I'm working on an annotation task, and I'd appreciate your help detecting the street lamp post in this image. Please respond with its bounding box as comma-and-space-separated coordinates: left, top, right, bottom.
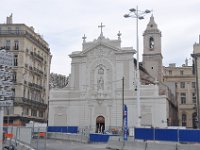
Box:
124, 6, 151, 127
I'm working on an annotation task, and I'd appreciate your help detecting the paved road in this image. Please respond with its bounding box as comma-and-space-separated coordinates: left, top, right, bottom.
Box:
32, 139, 108, 150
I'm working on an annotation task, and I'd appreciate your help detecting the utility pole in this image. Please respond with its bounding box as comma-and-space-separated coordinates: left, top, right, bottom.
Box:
124, 6, 151, 127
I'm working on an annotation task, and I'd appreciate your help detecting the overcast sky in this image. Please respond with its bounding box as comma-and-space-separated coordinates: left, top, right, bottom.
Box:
1, 0, 200, 76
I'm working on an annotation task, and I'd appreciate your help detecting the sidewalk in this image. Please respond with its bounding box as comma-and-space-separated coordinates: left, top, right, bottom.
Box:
106, 137, 200, 150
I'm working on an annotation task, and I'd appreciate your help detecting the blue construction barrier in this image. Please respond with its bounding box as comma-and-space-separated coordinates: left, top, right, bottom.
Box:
135, 128, 200, 143
135, 128, 154, 140
179, 129, 200, 142
47, 127, 200, 143
155, 129, 178, 142
89, 133, 110, 142
47, 126, 78, 133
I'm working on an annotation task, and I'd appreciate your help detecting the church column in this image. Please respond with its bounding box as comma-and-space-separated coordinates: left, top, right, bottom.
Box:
89, 105, 93, 132
108, 104, 112, 129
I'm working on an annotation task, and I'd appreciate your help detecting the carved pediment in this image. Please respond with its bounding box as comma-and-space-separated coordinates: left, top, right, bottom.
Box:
82, 42, 120, 56
85, 45, 116, 62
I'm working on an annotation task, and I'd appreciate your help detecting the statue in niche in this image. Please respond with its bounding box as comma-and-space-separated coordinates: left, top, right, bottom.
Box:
97, 76, 104, 90
97, 66, 104, 91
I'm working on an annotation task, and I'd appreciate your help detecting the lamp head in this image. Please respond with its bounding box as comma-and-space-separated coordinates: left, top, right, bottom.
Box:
145, 10, 151, 13
124, 14, 130, 18
129, 8, 136, 12
138, 16, 144, 20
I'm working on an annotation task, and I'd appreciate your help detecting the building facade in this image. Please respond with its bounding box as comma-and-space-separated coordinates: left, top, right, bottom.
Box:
142, 16, 197, 128
192, 37, 200, 128
163, 63, 196, 128
142, 15, 178, 126
49, 21, 175, 134
0, 15, 51, 125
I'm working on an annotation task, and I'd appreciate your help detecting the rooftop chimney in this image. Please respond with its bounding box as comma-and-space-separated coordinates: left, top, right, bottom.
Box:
169, 63, 176, 67
30, 26, 35, 31
185, 58, 188, 66
6, 14, 13, 24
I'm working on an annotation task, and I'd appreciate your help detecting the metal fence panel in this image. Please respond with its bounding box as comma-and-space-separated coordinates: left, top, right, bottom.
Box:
7, 126, 32, 145
47, 126, 78, 133
89, 133, 110, 142
135, 128, 154, 140
135, 128, 200, 143
155, 129, 178, 142
179, 129, 200, 142
18, 127, 32, 144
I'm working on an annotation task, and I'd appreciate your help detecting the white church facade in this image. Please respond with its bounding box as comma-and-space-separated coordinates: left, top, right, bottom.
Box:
49, 19, 170, 133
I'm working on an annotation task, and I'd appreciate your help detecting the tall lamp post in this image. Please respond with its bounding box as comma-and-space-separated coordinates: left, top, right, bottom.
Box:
124, 6, 151, 127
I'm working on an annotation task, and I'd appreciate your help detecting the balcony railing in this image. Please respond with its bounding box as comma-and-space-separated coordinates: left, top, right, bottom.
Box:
28, 82, 43, 90
33, 52, 43, 62
30, 52, 44, 62
33, 67, 43, 76
5, 97, 47, 109
0, 30, 50, 52
29, 67, 43, 76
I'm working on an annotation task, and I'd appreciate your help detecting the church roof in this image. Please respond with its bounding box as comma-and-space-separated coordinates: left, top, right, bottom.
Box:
69, 23, 136, 58
143, 15, 161, 35
69, 34, 135, 58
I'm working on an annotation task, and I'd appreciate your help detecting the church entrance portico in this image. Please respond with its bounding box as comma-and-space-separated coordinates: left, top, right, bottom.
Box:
96, 115, 105, 133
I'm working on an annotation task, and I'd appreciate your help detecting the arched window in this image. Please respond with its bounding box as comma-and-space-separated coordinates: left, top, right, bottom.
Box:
149, 37, 154, 49
182, 113, 187, 126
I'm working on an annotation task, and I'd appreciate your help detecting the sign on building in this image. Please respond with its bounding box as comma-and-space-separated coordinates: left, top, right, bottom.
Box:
0, 100, 13, 107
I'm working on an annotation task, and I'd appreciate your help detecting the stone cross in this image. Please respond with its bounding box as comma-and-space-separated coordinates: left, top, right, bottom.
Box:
82, 34, 86, 43
117, 31, 122, 40
98, 23, 105, 36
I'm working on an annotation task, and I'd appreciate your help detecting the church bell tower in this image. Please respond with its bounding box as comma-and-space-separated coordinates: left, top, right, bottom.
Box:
142, 15, 163, 82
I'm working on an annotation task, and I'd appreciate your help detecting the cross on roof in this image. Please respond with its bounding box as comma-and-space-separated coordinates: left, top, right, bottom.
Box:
117, 31, 122, 40
82, 34, 86, 43
98, 23, 105, 36
82, 34, 86, 40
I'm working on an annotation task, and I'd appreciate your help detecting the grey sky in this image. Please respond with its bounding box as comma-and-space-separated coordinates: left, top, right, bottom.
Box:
1, 0, 200, 75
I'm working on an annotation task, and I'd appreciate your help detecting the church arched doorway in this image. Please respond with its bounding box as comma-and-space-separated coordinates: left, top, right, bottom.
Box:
96, 116, 105, 133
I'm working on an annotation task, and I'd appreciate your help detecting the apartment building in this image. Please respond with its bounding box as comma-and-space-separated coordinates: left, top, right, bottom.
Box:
163, 63, 197, 128
0, 15, 51, 125
192, 37, 200, 128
